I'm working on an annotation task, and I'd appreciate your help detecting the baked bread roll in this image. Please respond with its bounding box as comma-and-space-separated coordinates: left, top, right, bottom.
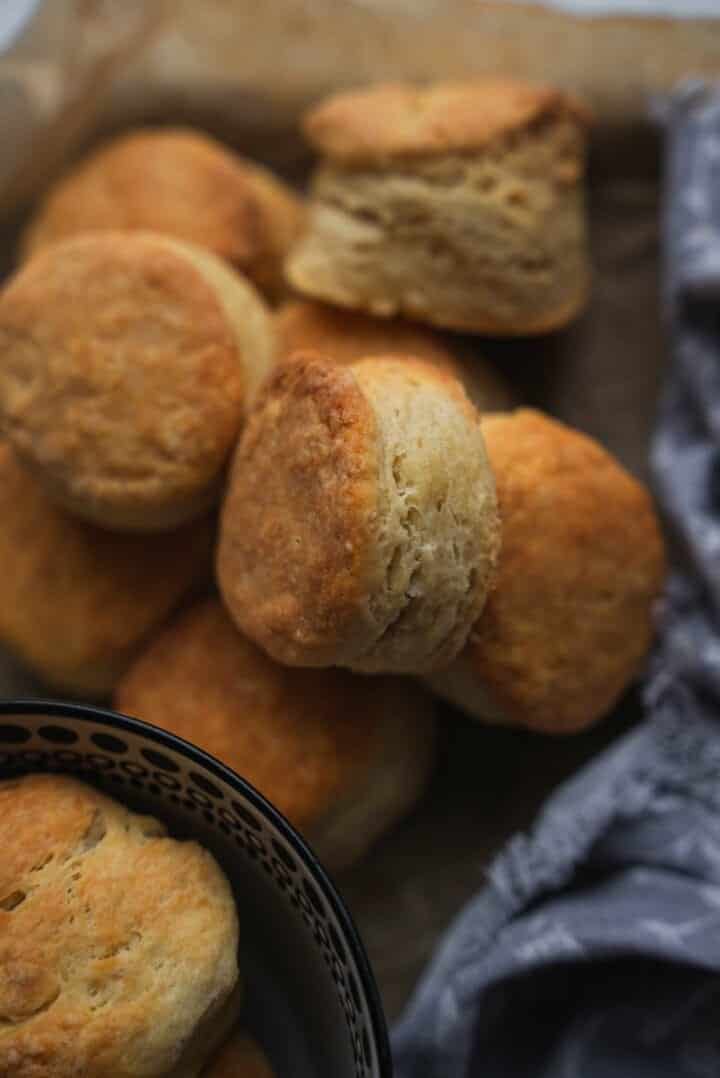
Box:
0, 774, 240, 1078
0, 231, 275, 531
287, 79, 590, 335
275, 299, 513, 411
203, 1032, 274, 1077
428, 410, 666, 732
216, 353, 500, 673
21, 128, 306, 301
115, 599, 436, 871
0, 444, 213, 697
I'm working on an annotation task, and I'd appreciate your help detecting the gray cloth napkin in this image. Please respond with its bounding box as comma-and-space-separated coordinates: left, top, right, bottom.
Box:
392, 82, 720, 1078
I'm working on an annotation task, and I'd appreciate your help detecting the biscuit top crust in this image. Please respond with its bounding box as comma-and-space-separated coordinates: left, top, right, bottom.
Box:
465, 409, 666, 732
303, 79, 590, 163
0, 443, 214, 692
217, 352, 379, 666
275, 300, 457, 370
115, 599, 430, 831
0, 231, 245, 517
0, 773, 238, 1078
21, 128, 261, 268
21, 127, 306, 301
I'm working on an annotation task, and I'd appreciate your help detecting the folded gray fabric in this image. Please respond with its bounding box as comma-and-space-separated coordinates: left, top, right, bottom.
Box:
392, 82, 720, 1078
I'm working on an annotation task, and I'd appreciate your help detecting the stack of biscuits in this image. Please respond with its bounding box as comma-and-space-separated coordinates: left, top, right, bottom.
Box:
0, 75, 668, 1077
0, 79, 666, 883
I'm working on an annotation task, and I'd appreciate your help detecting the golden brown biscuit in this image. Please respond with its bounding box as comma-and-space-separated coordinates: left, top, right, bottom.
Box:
0, 231, 275, 531
0, 774, 240, 1078
115, 599, 436, 871
21, 127, 306, 301
275, 299, 513, 411
428, 410, 666, 733
216, 353, 499, 673
203, 1032, 274, 1078
0, 444, 213, 697
287, 79, 590, 335
301, 79, 590, 162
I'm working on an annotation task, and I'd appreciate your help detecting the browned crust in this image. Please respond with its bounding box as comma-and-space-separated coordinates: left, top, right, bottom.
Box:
466, 409, 666, 733
21, 128, 261, 267
20, 127, 305, 297
303, 78, 590, 163
275, 299, 458, 369
0, 444, 213, 696
274, 300, 515, 409
114, 599, 428, 832
0, 232, 245, 527
216, 352, 379, 666
0, 774, 238, 1078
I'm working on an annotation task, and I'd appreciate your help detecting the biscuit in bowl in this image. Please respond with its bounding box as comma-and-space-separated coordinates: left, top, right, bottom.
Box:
0, 773, 240, 1078
275, 299, 513, 411
115, 598, 436, 871
216, 353, 500, 673
287, 79, 590, 335
20, 127, 306, 301
203, 1032, 274, 1077
428, 409, 667, 733
0, 231, 275, 531
0, 444, 213, 697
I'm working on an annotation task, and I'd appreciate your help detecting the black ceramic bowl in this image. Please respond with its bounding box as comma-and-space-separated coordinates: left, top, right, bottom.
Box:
0, 699, 391, 1078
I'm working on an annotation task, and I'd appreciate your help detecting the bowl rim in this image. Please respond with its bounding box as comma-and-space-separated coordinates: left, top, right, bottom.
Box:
0, 697, 393, 1078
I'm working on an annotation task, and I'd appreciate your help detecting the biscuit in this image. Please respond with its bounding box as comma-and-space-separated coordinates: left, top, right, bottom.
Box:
428, 410, 666, 732
203, 1032, 274, 1077
21, 127, 306, 301
115, 599, 436, 871
286, 79, 590, 335
0, 773, 240, 1078
0, 443, 213, 697
0, 231, 275, 531
216, 353, 500, 673
275, 299, 513, 411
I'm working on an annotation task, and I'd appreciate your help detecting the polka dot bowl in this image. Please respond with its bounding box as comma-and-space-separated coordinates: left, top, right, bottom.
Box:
0, 699, 391, 1078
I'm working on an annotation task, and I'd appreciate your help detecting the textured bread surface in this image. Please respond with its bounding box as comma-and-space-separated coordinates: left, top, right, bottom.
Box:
276, 299, 456, 368
217, 353, 499, 673
0, 444, 213, 697
274, 299, 513, 411
302, 79, 589, 163
349, 357, 499, 672
287, 79, 589, 334
0, 774, 239, 1078
115, 599, 436, 871
429, 409, 666, 732
21, 127, 306, 300
0, 231, 274, 531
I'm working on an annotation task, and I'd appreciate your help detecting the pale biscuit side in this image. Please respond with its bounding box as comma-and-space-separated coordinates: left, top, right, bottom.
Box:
349, 357, 500, 672
287, 113, 588, 334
